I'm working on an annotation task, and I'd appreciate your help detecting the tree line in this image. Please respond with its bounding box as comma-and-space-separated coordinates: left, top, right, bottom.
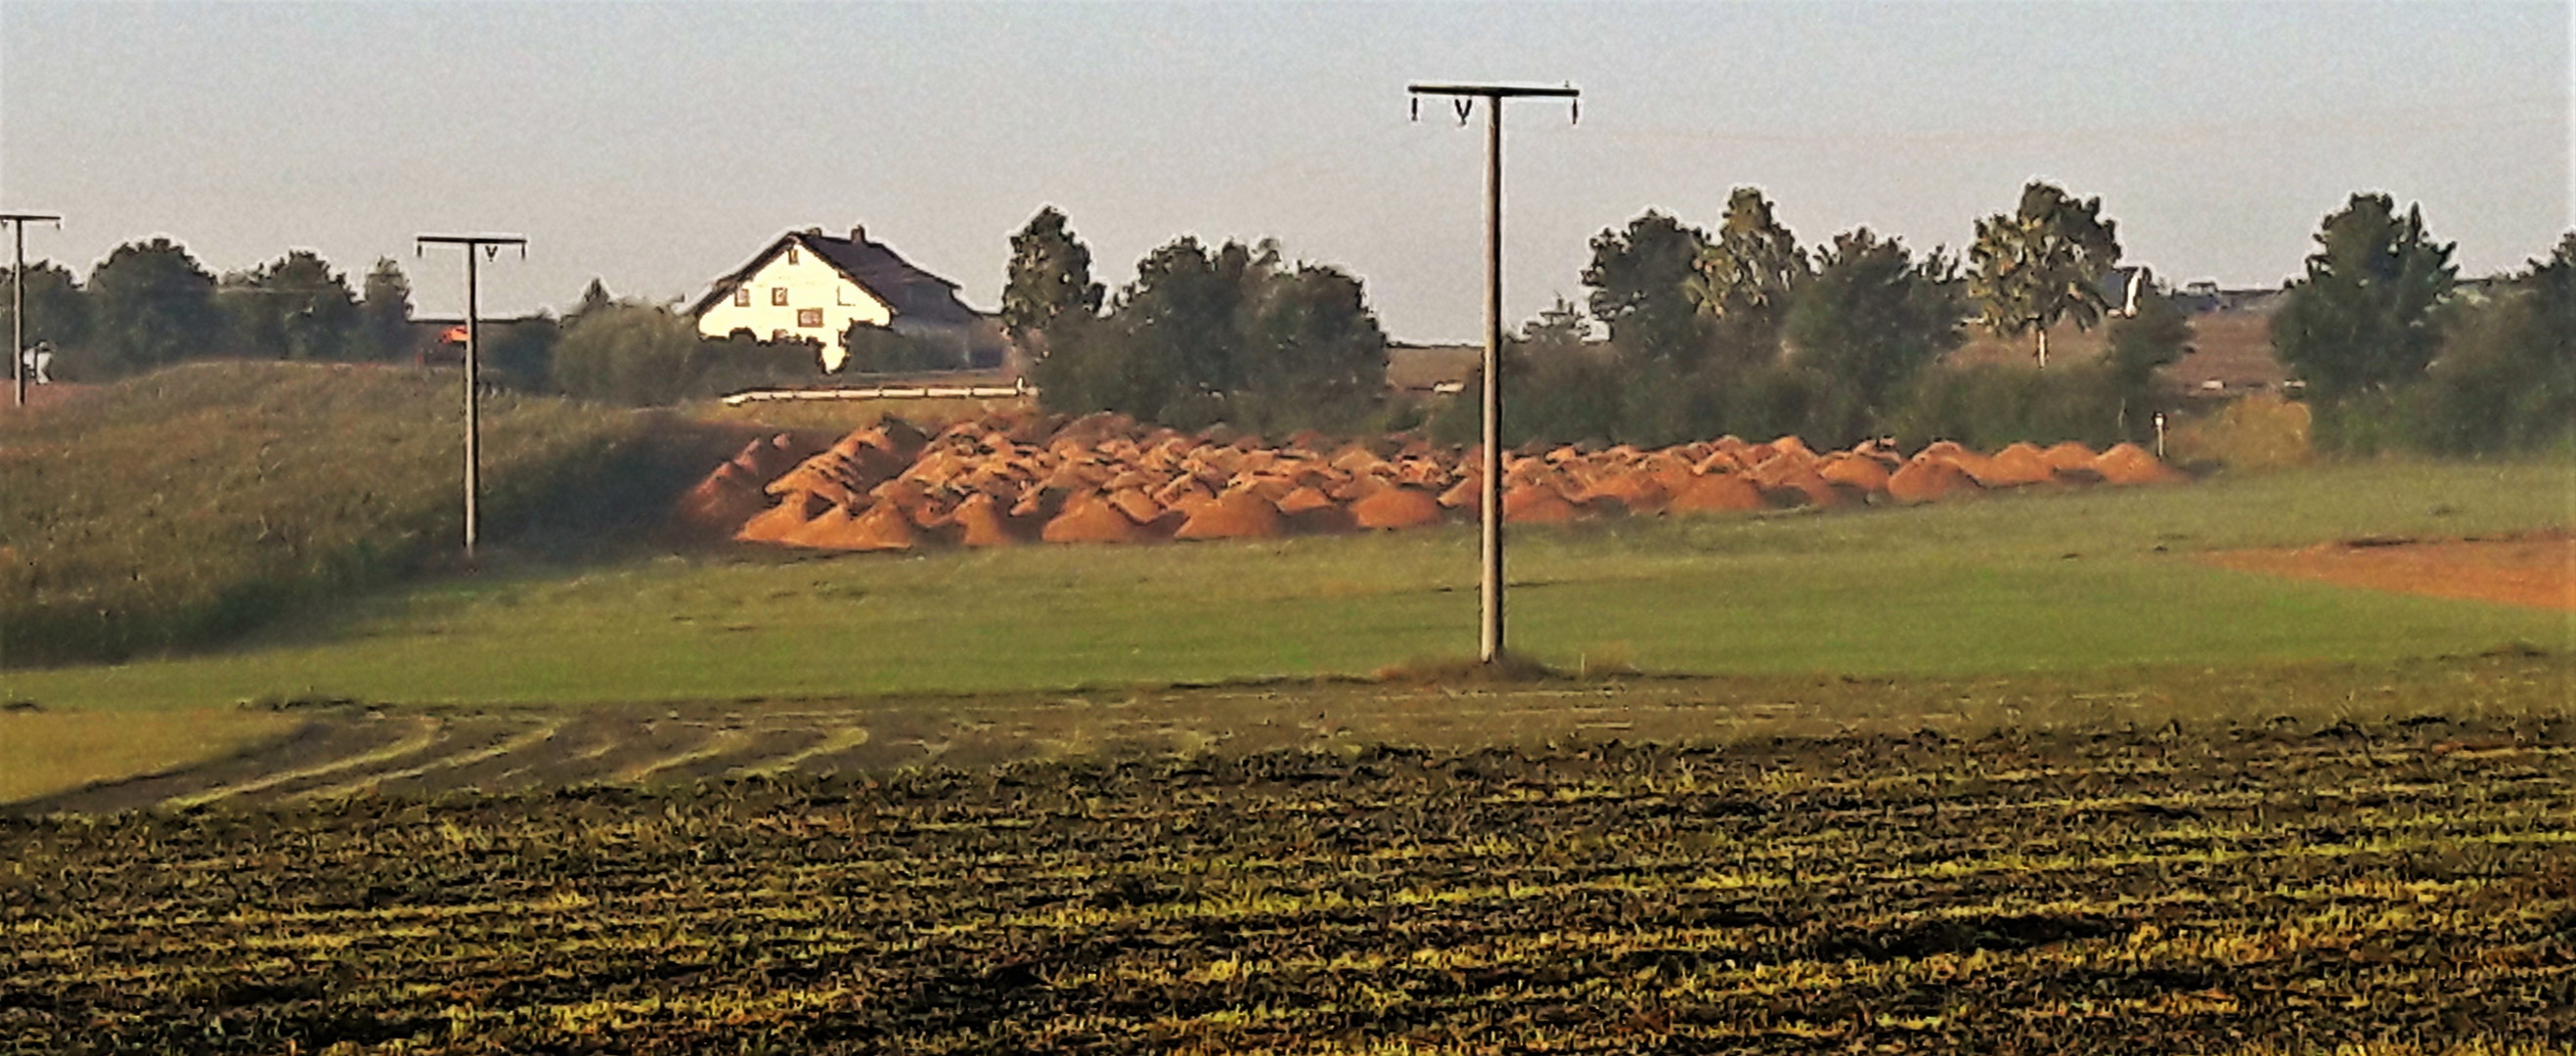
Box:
21, 195, 2565, 455
1004, 186, 2570, 457
1, 241, 418, 379
1001, 184, 2179, 450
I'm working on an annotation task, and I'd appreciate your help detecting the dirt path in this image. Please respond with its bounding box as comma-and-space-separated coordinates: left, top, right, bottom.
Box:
2202, 530, 2576, 610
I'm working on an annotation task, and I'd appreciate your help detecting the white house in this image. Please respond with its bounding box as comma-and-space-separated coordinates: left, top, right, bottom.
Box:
690, 225, 1001, 373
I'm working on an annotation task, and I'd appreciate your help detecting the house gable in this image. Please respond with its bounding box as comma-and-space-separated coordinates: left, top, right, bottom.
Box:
692, 227, 986, 372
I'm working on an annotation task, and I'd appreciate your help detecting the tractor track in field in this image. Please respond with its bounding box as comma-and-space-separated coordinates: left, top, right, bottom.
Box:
6, 712, 2575, 1053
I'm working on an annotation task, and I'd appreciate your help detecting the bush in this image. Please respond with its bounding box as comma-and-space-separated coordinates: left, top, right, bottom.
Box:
1885, 363, 2129, 452
2405, 286, 2576, 456
841, 324, 961, 375
693, 334, 831, 395
0, 363, 647, 666
2169, 392, 2311, 470
551, 304, 711, 407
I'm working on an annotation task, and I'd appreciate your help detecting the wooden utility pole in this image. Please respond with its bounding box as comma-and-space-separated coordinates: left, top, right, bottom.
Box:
415, 235, 526, 563
1, 212, 62, 409
1407, 82, 1577, 665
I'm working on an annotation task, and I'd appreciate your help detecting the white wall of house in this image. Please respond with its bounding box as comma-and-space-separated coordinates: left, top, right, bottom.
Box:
694, 240, 892, 371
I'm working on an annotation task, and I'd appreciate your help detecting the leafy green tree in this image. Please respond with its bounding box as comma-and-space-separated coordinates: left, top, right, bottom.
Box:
1785, 229, 1965, 446
220, 250, 362, 361
86, 238, 226, 375
1, 261, 91, 363
357, 258, 414, 361
550, 302, 709, 406
2410, 232, 2576, 453
2102, 285, 2194, 437
1582, 210, 1710, 369
1233, 262, 1388, 431
1686, 187, 1809, 370
1000, 206, 1104, 354
2271, 193, 2459, 401
1969, 181, 2122, 368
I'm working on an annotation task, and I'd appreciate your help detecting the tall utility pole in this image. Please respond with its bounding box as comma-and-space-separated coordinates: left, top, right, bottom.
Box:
1407, 82, 1577, 665
415, 234, 526, 563
1, 212, 62, 409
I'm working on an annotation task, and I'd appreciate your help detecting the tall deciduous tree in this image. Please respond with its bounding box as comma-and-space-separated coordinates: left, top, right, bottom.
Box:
1969, 181, 2121, 368
1686, 187, 1809, 369
222, 250, 362, 361
1, 261, 91, 360
1786, 229, 1965, 445
1235, 261, 1389, 430
86, 238, 225, 375
999, 206, 1104, 354
2271, 193, 2458, 401
358, 258, 414, 361
1582, 210, 1710, 369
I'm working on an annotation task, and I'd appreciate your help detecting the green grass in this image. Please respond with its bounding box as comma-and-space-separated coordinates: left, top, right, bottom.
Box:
0, 707, 298, 805
4, 458, 2565, 711
0, 362, 660, 666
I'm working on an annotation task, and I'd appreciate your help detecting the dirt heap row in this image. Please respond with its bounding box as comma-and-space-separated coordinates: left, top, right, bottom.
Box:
674, 413, 2188, 552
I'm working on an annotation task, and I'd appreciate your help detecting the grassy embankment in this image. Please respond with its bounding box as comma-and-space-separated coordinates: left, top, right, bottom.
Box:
0, 362, 696, 795
5, 456, 2567, 713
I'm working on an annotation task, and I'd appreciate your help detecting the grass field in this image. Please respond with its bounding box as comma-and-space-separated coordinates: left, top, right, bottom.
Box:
3, 458, 2565, 713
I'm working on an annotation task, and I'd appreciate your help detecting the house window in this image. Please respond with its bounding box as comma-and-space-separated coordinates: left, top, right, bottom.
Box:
797, 308, 823, 329
771, 287, 789, 306
787, 246, 800, 265
733, 288, 750, 307
772, 329, 789, 341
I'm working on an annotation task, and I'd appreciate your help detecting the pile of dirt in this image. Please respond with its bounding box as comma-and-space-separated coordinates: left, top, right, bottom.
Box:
678, 412, 2194, 552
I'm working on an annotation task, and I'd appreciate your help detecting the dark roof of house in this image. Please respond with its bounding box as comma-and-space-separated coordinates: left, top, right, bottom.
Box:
690, 227, 984, 326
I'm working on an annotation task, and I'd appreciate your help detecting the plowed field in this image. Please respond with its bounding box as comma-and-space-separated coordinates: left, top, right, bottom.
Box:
7, 659, 2575, 1053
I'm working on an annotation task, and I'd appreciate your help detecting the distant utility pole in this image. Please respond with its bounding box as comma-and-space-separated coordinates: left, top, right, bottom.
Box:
1, 211, 63, 409
415, 234, 526, 564
1408, 81, 1577, 666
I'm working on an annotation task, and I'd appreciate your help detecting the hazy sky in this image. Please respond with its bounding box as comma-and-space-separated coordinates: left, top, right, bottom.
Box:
1, 2, 2566, 340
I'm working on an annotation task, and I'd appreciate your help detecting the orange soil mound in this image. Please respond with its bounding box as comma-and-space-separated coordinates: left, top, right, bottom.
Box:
735, 493, 822, 544
1584, 472, 1670, 514
1042, 496, 1149, 544
1886, 459, 1978, 505
1815, 454, 1890, 494
2095, 443, 2187, 486
2202, 532, 2576, 611
1754, 462, 1843, 508
1350, 486, 1444, 530
1967, 443, 2054, 488
670, 461, 771, 538
1502, 484, 1583, 524
2040, 441, 2099, 472
1667, 472, 1765, 514
1175, 491, 1285, 541
949, 493, 1023, 548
